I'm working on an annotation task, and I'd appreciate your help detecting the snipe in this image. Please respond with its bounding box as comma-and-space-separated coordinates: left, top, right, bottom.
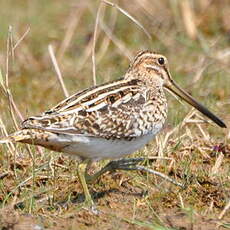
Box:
0, 51, 226, 213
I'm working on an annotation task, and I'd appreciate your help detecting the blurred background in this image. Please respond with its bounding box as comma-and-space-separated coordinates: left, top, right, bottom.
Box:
0, 0, 229, 228
0, 0, 229, 130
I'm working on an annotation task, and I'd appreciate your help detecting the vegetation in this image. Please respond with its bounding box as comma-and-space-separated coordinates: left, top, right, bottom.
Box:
0, 0, 229, 229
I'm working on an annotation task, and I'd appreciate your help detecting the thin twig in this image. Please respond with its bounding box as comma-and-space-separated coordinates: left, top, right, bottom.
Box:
3, 26, 44, 161
180, 0, 197, 40
132, 165, 184, 188
7, 90, 23, 126
102, 0, 151, 40
5, 26, 21, 129
99, 17, 133, 60
13, 27, 30, 50
5, 26, 12, 88
9, 26, 15, 65
97, 7, 117, 64
0, 117, 16, 154
218, 200, 230, 219
48, 44, 69, 98
92, 2, 104, 86
88, 2, 132, 60
211, 152, 224, 176
75, 38, 94, 74
57, 6, 85, 60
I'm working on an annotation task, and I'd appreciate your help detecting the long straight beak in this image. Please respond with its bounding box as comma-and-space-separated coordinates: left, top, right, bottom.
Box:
164, 75, 226, 128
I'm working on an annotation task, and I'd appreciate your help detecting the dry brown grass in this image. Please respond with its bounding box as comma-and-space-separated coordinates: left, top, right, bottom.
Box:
0, 0, 229, 229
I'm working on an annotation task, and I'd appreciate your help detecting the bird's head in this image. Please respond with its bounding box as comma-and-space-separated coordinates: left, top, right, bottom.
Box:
126, 50, 226, 128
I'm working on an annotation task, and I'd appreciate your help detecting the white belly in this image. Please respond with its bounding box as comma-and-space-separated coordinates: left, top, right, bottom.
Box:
51, 133, 155, 161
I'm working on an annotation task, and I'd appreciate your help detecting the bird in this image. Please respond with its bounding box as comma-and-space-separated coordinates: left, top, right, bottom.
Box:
0, 50, 226, 213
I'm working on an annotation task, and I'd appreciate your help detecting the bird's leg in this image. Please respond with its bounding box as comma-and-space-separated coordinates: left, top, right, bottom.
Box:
77, 159, 98, 214
85, 158, 146, 184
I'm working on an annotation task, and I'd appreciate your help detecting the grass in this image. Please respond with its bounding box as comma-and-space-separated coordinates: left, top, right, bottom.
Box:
0, 0, 229, 229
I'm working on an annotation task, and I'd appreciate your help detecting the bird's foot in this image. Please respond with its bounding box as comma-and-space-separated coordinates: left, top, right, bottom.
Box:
106, 158, 146, 171
85, 158, 146, 184
78, 198, 99, 215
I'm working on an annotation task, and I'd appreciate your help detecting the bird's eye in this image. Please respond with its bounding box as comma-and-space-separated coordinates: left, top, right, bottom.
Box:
158, 57, 165, 65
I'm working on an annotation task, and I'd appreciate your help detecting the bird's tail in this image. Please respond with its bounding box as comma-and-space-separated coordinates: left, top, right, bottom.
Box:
0, 130, 36, 144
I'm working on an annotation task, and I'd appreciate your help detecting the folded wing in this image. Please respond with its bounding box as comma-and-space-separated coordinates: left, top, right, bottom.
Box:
22, 79, 151, 140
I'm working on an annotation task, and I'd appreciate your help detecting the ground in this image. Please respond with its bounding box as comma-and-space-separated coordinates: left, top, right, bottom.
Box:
0, 0, 229, 229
